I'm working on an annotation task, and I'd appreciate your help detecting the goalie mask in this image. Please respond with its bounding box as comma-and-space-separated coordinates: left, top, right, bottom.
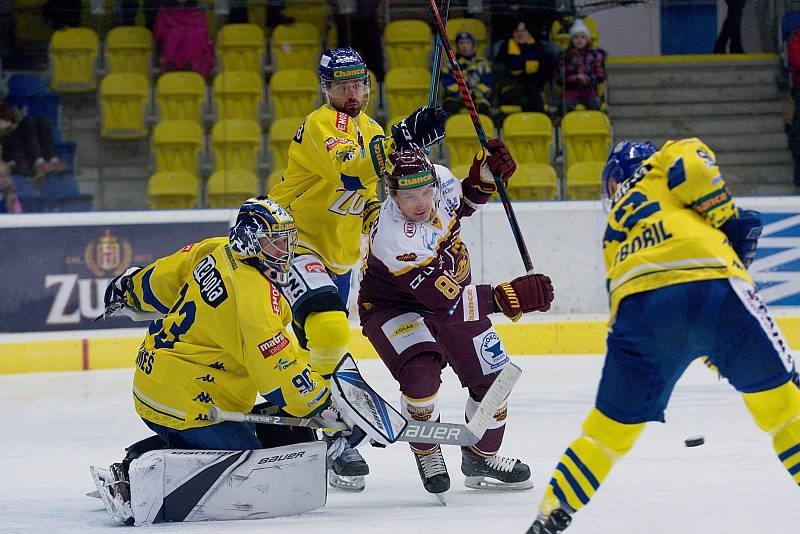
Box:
601, 140, 657, 212
319, 47, 370, 117
229, 197, 298, 285
384, 148, 440, 224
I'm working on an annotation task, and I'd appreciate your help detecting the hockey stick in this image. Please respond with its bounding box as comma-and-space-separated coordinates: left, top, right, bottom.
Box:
209, 362, 522, 447
425, 0, 450, 129
428, 0, 535, 273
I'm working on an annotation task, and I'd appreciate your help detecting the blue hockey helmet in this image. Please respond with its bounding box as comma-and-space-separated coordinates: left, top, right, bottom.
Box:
318, 47, 370, 115
229, 197, 298, 285
601, 140, 657, 208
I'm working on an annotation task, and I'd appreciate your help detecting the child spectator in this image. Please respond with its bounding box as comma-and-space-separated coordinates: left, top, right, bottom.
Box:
441, 32, 493, 117
153, 0, 215, 80
0, 160, 21, 213
495, 19, 553, 114
0, 101, 69, 187
556, 18, 605, 113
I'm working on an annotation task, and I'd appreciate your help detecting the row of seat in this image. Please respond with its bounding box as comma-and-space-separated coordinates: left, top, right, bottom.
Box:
146, 109, 612, 208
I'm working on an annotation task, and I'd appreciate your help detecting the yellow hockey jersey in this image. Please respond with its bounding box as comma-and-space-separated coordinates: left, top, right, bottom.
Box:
603, 138, 752, 317
269, 105, 389, 274
121, 237, 329, 430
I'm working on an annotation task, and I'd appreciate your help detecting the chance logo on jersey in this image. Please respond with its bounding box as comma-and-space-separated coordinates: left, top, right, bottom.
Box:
193, 255, 228, 308
259, 333, 290, 358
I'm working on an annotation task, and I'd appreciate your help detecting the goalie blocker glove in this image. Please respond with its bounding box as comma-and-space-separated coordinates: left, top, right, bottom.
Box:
721, 209, 762, 268
493, 273, 554, 321
391, 106, 446, 150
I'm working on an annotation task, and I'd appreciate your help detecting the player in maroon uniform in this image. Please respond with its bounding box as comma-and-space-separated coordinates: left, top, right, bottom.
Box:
358, 143, 554, 495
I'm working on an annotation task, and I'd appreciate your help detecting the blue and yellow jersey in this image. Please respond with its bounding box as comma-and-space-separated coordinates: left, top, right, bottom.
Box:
269, 105, 390, 274
121, 237, 329, 430
603, 138, 752, 317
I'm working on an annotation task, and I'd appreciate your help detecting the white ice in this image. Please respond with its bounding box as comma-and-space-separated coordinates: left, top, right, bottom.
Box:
1, 356, 798, 534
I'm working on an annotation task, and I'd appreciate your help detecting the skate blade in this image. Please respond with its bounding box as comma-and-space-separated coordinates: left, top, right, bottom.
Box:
434, 493, 446, 506
89, 466, 134, 525
328, 471, 366, 492
464, 475, 534, 491
86, 489, 101, 499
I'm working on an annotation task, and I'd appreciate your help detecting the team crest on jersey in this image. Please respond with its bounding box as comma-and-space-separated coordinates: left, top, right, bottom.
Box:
336, 112, 349, 132
193, 255, 228, 308
404, 221, 416, 238
259, 333, 290, 358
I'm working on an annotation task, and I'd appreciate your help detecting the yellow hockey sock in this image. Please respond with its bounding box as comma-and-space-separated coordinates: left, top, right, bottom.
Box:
540, 408, 645, 515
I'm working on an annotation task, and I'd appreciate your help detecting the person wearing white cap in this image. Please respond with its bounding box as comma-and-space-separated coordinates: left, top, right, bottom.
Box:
556, 18, 605, 113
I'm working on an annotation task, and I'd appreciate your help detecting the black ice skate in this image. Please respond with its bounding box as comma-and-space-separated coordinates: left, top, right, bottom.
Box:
460, 447, 534, 490
325, 434, 369, 492
89, 462, 134, 525
413, 445, 450, 504
526, 509, 572, 534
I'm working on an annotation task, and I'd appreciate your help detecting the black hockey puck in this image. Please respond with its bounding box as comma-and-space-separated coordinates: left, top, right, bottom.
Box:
685, 435, 705, 447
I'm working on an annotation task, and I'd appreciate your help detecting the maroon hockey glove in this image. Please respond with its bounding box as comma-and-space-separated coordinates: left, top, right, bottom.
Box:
466, 138, 516, 195
493, 273, 554, 321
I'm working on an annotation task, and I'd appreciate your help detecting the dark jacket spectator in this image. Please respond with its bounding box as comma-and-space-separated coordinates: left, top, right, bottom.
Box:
154, 0, 215, 80
495, 19, 553, 113
556, 18, 605, 112
441, 32, 493, 117
0, 101, 68, 185
330, 0, 385, 82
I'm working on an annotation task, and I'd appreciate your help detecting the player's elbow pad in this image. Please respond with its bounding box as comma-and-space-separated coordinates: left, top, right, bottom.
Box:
721, 209, 762, 268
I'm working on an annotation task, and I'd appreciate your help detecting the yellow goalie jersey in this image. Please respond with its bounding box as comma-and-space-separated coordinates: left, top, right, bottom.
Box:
121, 237, 330, 430
269, 105, 389, 274
603, 137, 752, 317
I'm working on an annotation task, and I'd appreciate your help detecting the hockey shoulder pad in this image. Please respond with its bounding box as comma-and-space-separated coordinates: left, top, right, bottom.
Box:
721, 209, 762, 268
330, 354, 408, 446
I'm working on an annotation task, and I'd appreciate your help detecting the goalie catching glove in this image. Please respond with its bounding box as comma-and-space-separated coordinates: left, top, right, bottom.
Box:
493, 273, 554, 321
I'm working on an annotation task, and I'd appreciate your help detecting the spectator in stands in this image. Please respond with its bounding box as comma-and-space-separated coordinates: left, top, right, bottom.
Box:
43, 0, 82, 31
114, 0, 161, 30
495, 19, 553, 114
785, 28, 800, 189
441, 32, 493, 117
0, 102, 68, 187
714, 0, 746, 54
0, 160, 21, 213
227, 0, 295, 28
330, 0, 385, 82
153, 0, 215, 80
556, 18, 605, 113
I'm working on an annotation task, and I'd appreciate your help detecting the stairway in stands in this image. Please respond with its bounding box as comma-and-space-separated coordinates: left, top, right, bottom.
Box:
606, 55, 796, 196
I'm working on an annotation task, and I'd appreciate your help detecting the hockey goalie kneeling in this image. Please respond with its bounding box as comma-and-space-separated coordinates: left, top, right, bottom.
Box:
91, 439, 327, 526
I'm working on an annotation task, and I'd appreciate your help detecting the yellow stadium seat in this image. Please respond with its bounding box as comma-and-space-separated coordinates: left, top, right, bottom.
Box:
217, 23, 265, 74
502, 112, 553, 165
272, 22, 321, 71
446, 18, 488, 57
213, 70, 263, 121
552, 16, 599, 49
445, 113, 494, 168
156, 71, 207, 124
269, 117, 302, 171
147, 170, 199, 209
561, 110, 611, 170
384, 67, 431, 119
285, 0, 328, 36
207, 169, 260, 208
49, 27, 99, 93
266, 167, 284, 194
152, 120, 204, 174
566, 161, 604, 200
105, 26, 153, 80
270, 69, 319, 119
508, 163, 558, 200
99, 73, 151, 139
384, 19, 432, 70
211, 119, 262, 173
449, 164, 471, 180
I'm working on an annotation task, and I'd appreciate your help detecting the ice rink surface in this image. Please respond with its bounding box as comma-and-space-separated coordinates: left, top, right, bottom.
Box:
1, 355, 798, 534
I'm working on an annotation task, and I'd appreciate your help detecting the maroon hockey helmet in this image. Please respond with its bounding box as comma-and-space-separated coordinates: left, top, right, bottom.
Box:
384, 148, 438, 191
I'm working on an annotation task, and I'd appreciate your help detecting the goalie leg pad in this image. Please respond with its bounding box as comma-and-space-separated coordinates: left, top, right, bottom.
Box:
306, 310, 351, 376
127, 442, 327, 525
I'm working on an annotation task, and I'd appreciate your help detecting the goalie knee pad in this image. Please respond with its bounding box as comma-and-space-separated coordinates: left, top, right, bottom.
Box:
540, 408, 645, 516
743, 380, 800, 484
305, 311, 350, 376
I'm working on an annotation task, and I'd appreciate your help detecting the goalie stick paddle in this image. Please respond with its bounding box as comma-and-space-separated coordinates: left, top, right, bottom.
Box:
209, 362, 522, 447
428, 0, 535, 273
